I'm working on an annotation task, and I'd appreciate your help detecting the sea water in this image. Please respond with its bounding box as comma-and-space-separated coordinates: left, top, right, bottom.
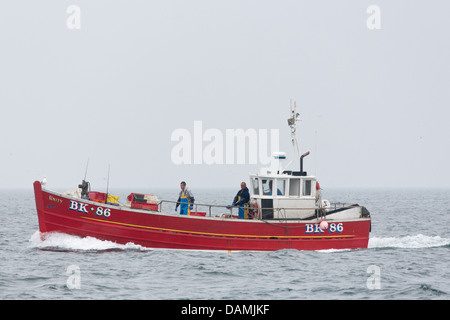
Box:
0, 187, 449, 300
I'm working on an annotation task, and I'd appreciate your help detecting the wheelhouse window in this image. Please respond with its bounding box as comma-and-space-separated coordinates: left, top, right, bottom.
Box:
252, 178, 260, 195
262, 179, 273, 195
289, 178, 300, 196
302, 179, 312, 196
277, 179, 286, 196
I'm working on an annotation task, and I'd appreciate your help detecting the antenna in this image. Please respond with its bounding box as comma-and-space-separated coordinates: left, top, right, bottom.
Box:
315, 130, 318, 176
105, 164, 110, 204
83, 158, 90, 181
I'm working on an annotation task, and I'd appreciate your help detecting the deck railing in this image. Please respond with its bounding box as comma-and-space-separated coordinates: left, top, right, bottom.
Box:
157, 200, 360, 220
158, 200, 238, 217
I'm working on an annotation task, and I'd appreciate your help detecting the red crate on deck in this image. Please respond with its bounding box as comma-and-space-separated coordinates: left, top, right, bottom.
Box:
89, 191, 106, 203
190, 211, 207, 216
127, 193, 158, 203
127, 192, 159, 211
88, 191, 119, 205
131, 202, 158, 211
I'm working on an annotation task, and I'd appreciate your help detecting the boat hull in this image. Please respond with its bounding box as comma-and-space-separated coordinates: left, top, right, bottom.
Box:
33, 181, 371, 251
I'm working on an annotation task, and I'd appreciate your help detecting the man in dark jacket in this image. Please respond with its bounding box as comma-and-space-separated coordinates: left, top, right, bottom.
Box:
232, 182, 250, 219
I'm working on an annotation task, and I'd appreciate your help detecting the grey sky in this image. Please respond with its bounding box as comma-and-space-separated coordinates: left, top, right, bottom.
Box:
1, 1, 449, 190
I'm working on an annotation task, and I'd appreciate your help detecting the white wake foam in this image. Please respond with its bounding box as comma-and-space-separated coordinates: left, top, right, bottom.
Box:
29, 232, 450, 252
368, 234, 450, 249
29, 231, 149, 252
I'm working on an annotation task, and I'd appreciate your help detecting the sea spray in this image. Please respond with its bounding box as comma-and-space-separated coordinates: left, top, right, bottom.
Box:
368, 234, 450, 249
29, 231, 149, 252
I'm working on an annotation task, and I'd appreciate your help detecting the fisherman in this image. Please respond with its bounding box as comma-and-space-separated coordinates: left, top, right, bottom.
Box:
231, 182, 250, 219
175, 181, 195, 215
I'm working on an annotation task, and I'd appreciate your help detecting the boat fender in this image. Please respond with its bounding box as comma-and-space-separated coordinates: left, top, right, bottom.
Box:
315, 181, 321, 202
319, 220, 328, 231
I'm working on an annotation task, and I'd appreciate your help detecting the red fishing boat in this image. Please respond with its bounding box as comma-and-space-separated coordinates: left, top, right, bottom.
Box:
33, 104, 371, 251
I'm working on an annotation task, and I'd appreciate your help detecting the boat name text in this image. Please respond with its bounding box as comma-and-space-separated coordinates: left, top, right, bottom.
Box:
68, 200, 111, 217
48, 195, 63, 204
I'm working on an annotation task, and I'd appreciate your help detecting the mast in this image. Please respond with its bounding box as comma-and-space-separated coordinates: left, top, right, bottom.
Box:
288, 100, 301, 156
281, 101, 301, 172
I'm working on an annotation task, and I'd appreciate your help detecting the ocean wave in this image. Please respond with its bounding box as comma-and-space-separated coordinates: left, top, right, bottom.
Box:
368, 234, 450, 249
28, 231, 149, 252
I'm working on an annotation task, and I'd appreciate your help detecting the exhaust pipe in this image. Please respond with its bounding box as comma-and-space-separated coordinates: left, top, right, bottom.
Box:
300, 151, 310, 175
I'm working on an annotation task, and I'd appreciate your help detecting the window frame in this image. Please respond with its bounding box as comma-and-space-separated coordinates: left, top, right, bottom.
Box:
302, 179, 312, 197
